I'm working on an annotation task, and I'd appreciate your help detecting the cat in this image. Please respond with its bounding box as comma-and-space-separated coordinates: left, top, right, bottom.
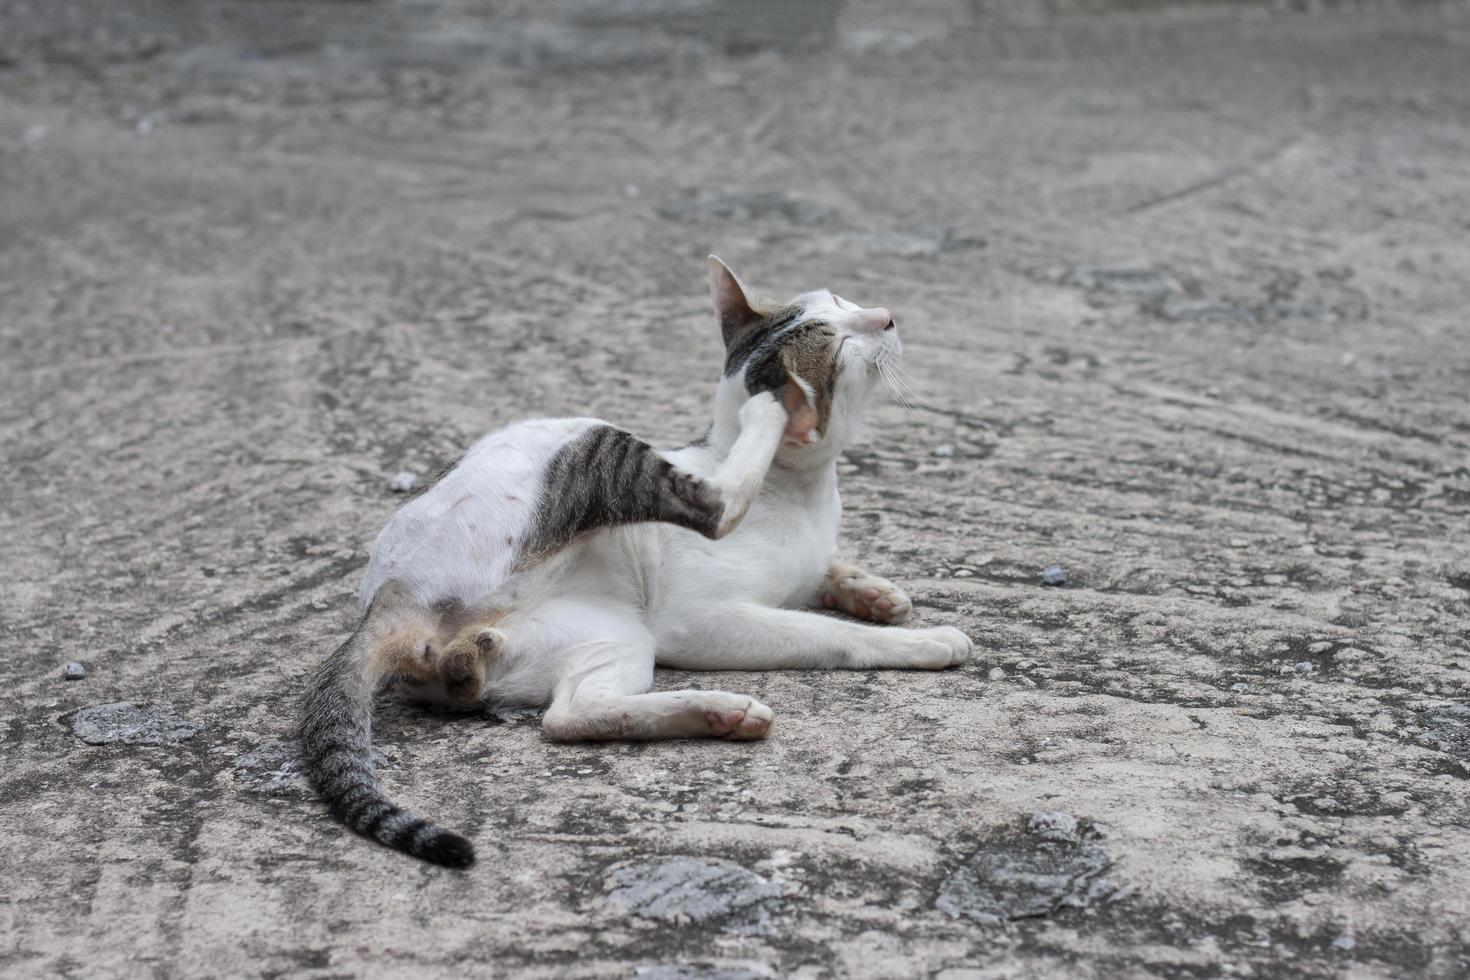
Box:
299, 257, 974, 868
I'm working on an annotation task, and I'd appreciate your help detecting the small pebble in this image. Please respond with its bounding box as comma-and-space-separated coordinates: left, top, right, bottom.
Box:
1332, 934, 1356, 951
953, 568, 974, 578
1041, 565, 1067, 587
933, 444, 955, 458
388, 470, 419, 494
1028, 811, 1079, 843
63, 662, 87, 681
1229, 538, 1248, 548
988, 667, 1006, 681
1230, 682, 1250, 693
1295, 661, 1314, 674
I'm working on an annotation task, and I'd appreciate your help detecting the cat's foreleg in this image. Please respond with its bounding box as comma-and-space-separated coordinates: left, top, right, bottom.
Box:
657, 603, 971, 672
540, 638, 773, 742
817, 559, 913, 624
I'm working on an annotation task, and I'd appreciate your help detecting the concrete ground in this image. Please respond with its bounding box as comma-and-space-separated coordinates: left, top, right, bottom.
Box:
3, 1, 1470, 977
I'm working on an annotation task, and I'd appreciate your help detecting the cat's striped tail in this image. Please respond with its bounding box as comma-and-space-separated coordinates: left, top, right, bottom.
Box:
298, 582, 475, 869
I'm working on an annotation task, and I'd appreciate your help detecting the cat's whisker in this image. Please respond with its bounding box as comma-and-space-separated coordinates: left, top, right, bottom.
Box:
877, 356, 929, 410
877, 363, 911, 408
891, 365, 932, 407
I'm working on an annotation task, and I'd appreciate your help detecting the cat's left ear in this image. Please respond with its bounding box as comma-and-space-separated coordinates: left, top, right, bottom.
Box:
708, 255, 761, 347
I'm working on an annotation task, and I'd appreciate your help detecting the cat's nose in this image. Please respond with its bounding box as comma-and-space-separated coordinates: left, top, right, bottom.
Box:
853, 307, 892, 333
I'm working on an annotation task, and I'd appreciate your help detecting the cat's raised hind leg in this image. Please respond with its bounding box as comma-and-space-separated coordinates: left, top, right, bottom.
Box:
521, 392, 787, 557
707, 391, 789, 537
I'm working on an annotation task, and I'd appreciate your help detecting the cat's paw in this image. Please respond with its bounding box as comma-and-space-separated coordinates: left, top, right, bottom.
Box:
737, 390, 789, 434
908, 626, 973, 670
705, 697, 774, 740
823, 571, 912, 624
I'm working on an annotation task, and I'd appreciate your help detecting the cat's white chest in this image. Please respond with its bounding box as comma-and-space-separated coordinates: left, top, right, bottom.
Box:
685, 474, 840, 609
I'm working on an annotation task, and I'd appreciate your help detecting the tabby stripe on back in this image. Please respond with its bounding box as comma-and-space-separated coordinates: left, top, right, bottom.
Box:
522, 425, 724, 561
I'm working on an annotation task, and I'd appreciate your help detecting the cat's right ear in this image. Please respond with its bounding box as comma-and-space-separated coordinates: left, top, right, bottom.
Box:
708, 255, 761, 347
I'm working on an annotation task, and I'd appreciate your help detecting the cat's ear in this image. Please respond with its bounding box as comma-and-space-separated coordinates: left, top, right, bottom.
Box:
778, 350, 821, 447
708, 255, 761, 346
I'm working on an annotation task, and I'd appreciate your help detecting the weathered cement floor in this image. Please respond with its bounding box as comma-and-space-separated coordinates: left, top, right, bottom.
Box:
3, 2, 1469, 977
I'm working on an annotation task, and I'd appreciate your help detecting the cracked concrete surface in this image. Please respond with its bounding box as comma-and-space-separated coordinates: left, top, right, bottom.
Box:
3, 1, 1470, 977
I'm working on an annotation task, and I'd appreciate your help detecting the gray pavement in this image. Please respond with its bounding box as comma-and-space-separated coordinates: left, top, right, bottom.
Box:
3, 2, 1469, 977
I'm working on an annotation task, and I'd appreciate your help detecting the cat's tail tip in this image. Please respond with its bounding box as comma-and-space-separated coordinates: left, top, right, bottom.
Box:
317, 779, 478, 869
417, 827, 476, 868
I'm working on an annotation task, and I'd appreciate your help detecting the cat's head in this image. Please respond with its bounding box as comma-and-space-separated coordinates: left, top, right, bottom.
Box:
708, 256, 902, 461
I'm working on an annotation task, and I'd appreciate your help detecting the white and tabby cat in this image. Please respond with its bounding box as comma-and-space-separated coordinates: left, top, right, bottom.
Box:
299, 258, 973, 867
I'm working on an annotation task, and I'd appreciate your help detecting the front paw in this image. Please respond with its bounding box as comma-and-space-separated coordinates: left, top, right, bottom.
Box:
824, 573, 912, 624
910, 626, 973, 670
705, 697, 774, 740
